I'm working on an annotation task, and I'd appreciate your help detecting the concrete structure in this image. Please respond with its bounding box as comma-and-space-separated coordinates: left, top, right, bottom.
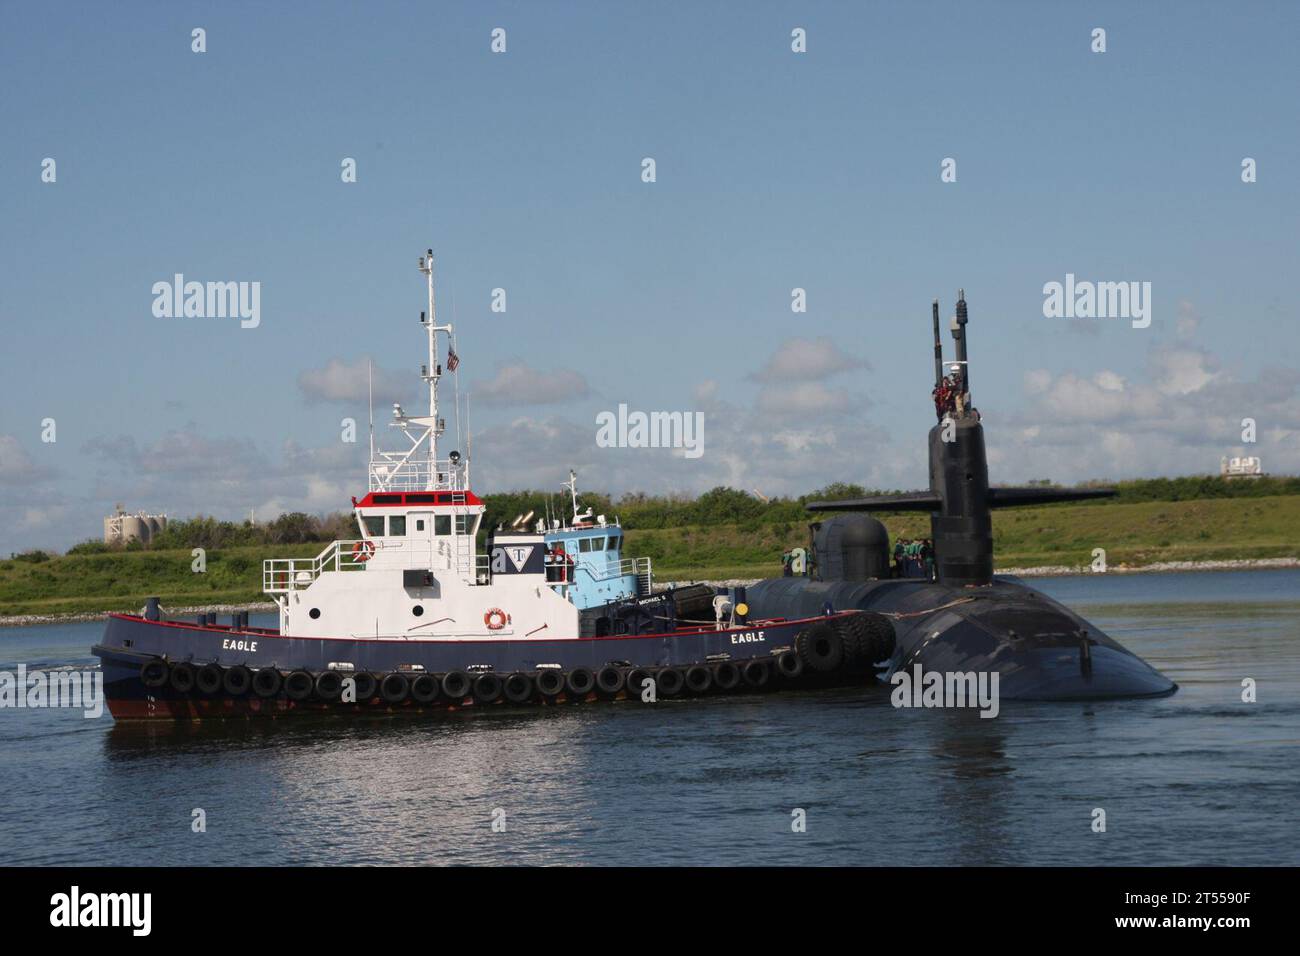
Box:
104, 505, 168, 545
1220, 456, 1263, 479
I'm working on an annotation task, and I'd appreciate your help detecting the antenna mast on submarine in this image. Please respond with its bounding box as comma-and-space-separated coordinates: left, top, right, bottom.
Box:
932, 299, 944, 393
950, 288, 970, 415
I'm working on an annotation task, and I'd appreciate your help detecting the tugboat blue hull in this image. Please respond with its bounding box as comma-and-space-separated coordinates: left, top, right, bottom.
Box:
92, 611, 874, 720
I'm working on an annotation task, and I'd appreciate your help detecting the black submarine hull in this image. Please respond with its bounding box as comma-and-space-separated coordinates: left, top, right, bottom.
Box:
745, 575, 1177, 701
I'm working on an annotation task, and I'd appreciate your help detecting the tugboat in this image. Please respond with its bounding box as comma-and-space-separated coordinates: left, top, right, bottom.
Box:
92, 250, 893, 719
742, 292, 1178, 700
539, 470, 651, 610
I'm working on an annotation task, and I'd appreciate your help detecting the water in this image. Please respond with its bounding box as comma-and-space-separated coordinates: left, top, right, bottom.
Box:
1, 569, 1297, 865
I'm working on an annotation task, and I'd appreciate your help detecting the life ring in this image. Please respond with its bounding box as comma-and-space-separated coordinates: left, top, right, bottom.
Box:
484, 608, 508, 630
352, 540, 376, 562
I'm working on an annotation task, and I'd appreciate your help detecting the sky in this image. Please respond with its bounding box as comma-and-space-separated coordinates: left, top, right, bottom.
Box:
1, 1, 1298, 555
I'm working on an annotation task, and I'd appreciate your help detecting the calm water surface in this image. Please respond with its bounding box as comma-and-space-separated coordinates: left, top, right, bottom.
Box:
2, 569, 1297, 865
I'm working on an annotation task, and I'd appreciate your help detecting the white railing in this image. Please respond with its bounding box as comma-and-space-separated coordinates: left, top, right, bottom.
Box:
565, 556, 653, 592
263, 539, 371, 593
368, 457, 468, 492
574, 555, 650, 582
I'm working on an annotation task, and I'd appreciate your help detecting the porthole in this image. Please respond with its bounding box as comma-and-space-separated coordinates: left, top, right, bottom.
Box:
412, 605, 424, 617
309, 608, 321, 619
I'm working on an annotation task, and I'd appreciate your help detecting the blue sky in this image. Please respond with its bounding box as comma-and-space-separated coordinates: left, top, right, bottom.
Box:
2, 1, 1298, 554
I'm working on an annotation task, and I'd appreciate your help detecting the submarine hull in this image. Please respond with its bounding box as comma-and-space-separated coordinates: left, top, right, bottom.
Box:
745, 576, 1177, 701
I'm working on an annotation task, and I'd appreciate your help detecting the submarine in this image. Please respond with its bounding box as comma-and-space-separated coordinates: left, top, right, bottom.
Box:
745, 291, 1177, 700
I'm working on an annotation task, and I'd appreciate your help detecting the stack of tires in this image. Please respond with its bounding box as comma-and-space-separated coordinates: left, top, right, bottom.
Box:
793, 612, 896, 674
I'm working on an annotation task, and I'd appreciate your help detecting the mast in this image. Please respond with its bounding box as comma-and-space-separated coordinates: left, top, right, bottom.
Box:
930, 297, 941, 390
951, 288, 970, 410
418, 249, 442, 483
367, 249, 463, 493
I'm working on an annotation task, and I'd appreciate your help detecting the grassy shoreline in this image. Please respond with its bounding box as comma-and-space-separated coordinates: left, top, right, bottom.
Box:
4, 494, 1298, 626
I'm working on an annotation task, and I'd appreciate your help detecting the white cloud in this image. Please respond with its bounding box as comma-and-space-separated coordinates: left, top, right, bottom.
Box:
749, 337, 866, 382
0, 435, 46, 484
297, 356, 409, 406
1149, 346, 1219, 395
472, 363, 589, 407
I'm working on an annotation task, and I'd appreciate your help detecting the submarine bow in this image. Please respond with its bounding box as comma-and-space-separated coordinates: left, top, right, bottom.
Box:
746, 291, 1177, 701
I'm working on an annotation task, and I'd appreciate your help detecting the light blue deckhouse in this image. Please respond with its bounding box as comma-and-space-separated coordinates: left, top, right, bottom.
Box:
540, 472, 652, 610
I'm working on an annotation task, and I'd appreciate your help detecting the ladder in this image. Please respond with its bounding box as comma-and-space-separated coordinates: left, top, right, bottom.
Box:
452, 495, 474, 574
635, 557, 653, 597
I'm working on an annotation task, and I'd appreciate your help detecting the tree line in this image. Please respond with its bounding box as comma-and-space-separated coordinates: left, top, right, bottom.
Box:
38, 473, 1300, 558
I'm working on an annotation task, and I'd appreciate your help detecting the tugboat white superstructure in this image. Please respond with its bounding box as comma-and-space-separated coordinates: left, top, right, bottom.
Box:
261, 249, 578, 644
92, 249, 894, 719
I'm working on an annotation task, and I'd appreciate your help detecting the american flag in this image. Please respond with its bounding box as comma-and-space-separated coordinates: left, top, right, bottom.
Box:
446, 348, 460, 372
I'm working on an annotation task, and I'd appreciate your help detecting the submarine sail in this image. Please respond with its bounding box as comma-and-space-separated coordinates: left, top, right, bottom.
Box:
746, 291, 1177, 701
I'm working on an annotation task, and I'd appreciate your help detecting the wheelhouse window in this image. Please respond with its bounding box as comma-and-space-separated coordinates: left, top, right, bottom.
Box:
455, 514, 470, 534
608, 534, 622, 551
435, 515, 452, 535
362, 516, 385, 537
578, 537, 592, 552
389, 515, 407, 536
591, 537, 605, 551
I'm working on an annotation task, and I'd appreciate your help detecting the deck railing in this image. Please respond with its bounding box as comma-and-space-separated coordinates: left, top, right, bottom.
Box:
367, 457, 468, 493
262, 539, 371, 593
263, 538, 495, 593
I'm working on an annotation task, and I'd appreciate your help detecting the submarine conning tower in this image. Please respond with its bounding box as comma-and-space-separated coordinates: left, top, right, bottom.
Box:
927, 413, 994, 587
806, 290, 1115, 588
928, 290, 993, 587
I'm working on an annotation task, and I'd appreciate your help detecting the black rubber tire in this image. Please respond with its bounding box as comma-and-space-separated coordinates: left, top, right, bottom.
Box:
742, 658, 771, 688
596, 665, 626, 696
685, 664, 713, 694
410, 674, 439, 704
140, 659, 169, 689
351, 671, 378, 702
656, 666, 685, 697
565, 667, 595, 699
712, 661, 741, 690
380, 672, 410, 704
169, 662, 196, 694
251, 668, 282, 698
285, 670, 314, 701
314, 670, 344, 701
473, 672, 503, 704
837, 614, 870, 661
796, 623, 845, 672
441, 670, 470, 700
535, 669, 565, 698
625, 668, 653, 699
776, 650, 804, 679
503, 672, 534, 703
194, 663, 223, 695
865, 613, 897, 661
222, 664, 252, 696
